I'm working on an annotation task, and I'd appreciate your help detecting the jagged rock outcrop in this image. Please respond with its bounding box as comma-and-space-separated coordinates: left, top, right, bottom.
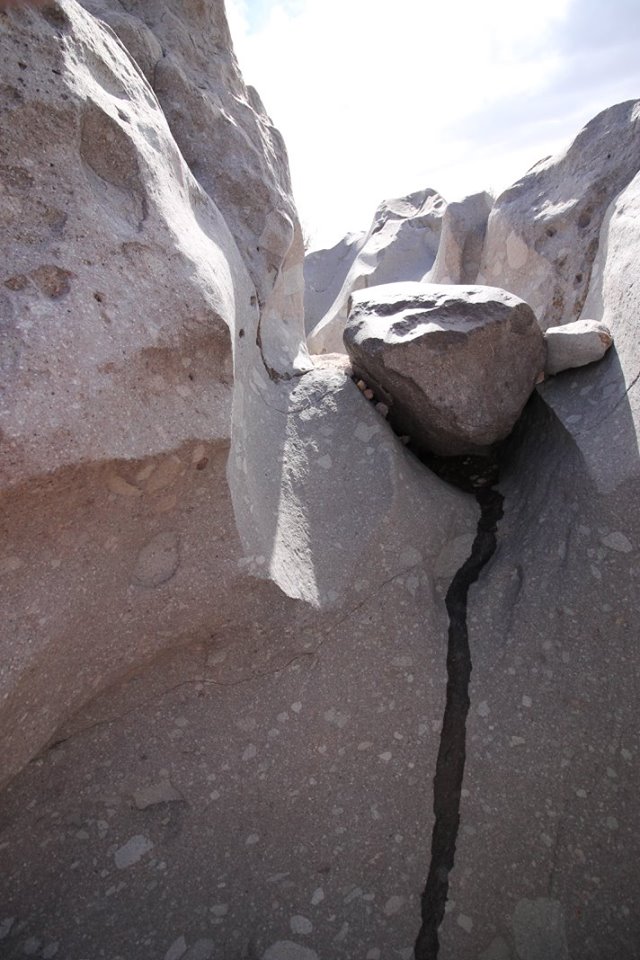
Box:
303, 230, 365, 334
344, 283, 545, 456
427, 191, 493, 285
544, 318, 613, 376
477, 99, 640, 330
307, 188, 446, 354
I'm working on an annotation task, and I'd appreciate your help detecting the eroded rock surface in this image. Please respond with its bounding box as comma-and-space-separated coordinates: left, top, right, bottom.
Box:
304, 230, 365, 334
344, 282, 545, 456
0, 0, 475, 796
1, 5, 639, 960
478, 100, 640, 329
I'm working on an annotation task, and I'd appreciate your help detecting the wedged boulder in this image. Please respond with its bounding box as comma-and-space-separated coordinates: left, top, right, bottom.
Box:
343, 282, 545, 456
544, 318, 613, 376
307, 188, 446, 354
478, 100, 640, 329
427, 191, 493, 284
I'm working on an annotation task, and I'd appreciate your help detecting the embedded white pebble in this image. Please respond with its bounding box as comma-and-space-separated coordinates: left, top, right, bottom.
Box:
383, 895, 405, 916
291, 702, 302, 713
210, 904, 228, 918
245, 833, 260, 846
378, 751, 392, 763
477, 701, 490, 718
324, 707, 349, 729
601, 532, 633, 553
457, 914, 474, 933
522, 695, 532, 708
164, 936, 187, 960
242, 744, 257, 761
311, 888, 325, 906
290, 915, 313, 935
114, 835, 154, 869
263, 943, 319, 960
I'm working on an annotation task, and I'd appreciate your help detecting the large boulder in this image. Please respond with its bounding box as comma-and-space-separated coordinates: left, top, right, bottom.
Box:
427, 191, 493, 285
478, 100, 640, 329
343, 282, 546, 456
307, 188, 446, 354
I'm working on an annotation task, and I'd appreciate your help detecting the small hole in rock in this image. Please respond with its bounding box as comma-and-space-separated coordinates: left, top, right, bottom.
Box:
238, 328, 245, 338
94, 292, 103, 303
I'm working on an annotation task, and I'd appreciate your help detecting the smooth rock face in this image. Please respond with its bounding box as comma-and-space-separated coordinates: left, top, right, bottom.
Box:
307, 188, 446, 353
544, 318, 613, 375
304, 230, 365, 334
427, 191, 493, 285
0, 1, 474, 788
344, 282, 546, 456
478, 100, 640, 329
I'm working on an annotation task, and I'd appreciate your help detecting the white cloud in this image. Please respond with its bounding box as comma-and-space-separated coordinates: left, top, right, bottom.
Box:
227, 0, 640, 248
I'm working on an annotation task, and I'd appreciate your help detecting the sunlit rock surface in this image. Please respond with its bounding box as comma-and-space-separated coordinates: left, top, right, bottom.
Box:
307, 188, 446, 354
477, 100, 640, 330
0, 4, 639, 959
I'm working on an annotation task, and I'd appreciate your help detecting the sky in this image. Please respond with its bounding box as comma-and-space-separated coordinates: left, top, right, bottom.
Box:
226, 0, 640, 250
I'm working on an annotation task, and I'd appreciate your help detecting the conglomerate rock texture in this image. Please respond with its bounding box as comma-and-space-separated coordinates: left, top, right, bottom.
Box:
0, 6, 639, 960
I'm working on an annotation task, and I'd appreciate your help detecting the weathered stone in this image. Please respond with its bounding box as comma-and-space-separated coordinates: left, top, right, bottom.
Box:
428, 191, 493, 285
307, 189, 446, 354
304, 230, 365, 334
344, 282, 545, 456
478, 100, 640, 329
544, 318, 612, 375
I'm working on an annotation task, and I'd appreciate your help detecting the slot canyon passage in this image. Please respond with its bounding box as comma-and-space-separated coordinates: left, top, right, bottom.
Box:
0, 3, 639, 959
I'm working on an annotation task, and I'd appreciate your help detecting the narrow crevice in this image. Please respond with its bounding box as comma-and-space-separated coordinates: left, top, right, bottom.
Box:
414, 483, 504, 960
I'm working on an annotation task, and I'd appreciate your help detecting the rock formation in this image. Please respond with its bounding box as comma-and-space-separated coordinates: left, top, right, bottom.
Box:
427, 191, 493, 285
477, 100, 640, 329
0, 4, 639, 960
307, 188, 446, 353
303, 230, 365, 334
344, 283, 545, 457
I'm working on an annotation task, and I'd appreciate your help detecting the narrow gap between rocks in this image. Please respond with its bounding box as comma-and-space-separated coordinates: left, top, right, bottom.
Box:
352, 373, 514, 959
414, 480, 503, 960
